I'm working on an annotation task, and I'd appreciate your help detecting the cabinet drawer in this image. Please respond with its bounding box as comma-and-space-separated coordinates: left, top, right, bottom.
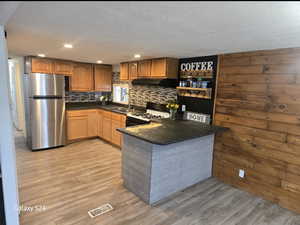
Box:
111, 112, 123, 121
102, 110, 112, 119
67, 109, 96, 117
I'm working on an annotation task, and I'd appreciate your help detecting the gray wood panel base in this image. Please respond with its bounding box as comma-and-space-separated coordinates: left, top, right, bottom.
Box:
122, 134, 214, 204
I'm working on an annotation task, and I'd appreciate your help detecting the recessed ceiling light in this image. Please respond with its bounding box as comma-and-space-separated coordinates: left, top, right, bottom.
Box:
134, 54, 141, 59
64, 44, 73, 48
97, 60, 103, 64
37, 54, 45, 57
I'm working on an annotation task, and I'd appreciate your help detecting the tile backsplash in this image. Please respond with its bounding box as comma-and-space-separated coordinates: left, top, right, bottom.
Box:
129, 85, 177, 107
113, 72, 177, 108
65, 92, 110, 103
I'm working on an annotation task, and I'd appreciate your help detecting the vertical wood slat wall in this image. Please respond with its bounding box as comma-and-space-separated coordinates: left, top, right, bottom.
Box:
213, 47, 300, 213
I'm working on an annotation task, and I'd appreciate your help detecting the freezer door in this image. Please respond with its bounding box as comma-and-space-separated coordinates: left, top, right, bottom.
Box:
30, 98, 66, 150
30, 73, 65, 97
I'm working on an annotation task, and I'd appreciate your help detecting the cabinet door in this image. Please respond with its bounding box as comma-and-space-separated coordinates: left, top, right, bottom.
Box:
111, 120, 121, 146
120, 63, 129, 80
151, 58, 167, 77
94, 65, 112, 92
98, 111, 103, 138
102, 116, 112, 142
67, 116, 89, 140
120, 115, 126, 148
87, 111, 98, 137
129, 62, 138, 80
138, 60, 151, 77
53, 60, 74, 76
70, 63, 94, 91
31, 58, 53, 74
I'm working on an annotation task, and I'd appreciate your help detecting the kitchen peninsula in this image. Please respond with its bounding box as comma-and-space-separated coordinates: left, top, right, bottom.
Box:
118, 120, 226, 204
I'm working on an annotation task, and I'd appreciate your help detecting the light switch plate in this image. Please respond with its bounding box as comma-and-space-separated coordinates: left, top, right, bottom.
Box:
239, 169, 245, 178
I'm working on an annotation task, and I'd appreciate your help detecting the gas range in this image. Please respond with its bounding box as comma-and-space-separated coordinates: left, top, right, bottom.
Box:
127, 110, 170, 122
126, 102, 170, 126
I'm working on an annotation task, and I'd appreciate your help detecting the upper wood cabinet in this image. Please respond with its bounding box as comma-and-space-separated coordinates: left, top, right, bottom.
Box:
70, 63, 94, 92
138, 60, 152, 77
53, 60, 74, 76
151, 58, 178, 78
120, 62, 129, 80
129, 62, 138, 80
31, 58, 53, 74
94, 65, 112, 92
119, 57, 178, 80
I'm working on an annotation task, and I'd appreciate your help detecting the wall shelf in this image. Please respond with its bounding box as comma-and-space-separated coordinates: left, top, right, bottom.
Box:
176, 87, 212, 99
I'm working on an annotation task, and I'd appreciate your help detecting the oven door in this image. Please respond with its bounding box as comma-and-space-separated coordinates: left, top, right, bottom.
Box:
126, 116, 150, 127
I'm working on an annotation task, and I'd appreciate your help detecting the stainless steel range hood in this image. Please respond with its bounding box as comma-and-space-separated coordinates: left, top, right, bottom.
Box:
131, 78, 178, 88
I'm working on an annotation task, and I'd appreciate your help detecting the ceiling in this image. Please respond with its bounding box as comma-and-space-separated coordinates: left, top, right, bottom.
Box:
5, 1, 300, 65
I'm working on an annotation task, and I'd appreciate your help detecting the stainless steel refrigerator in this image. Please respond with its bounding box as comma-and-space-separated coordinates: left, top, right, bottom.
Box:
24, 73, 66, 150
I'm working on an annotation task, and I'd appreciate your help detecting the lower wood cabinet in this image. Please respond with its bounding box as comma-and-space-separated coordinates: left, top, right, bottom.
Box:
87, 111, 98, 137
98, 110, 104, 138
67, 115, 89, 140
98, 110, 126, 147
111, 120, 122, 146
102, 116, 112, 142
67, 109, 126, 147
67, 110, 98, 140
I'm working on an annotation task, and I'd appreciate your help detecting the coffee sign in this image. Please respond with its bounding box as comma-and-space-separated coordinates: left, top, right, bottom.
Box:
179, 55, 218, 78
180, 61, 213, 72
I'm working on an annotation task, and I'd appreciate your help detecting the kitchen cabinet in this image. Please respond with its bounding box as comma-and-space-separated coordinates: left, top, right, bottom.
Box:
120, 62, 129, 80
98, 110, 104, 138
111, 120, 122, 146
111, 112, 126, 147
67, 115, 89, 140
151, 58, 178, 78
94, 65, 112, 92
103, 116, 112, 142
99, 110, 126, 147
31, 57, 53, 74
67, 110, 98, 140
129, 62, 138, 80
119, 57, 178, 80
67, 109, 126, 147
87, 110, 98, 137
53, 60, 74, 76
70, 63, 94, 91
138, 60, 152, 77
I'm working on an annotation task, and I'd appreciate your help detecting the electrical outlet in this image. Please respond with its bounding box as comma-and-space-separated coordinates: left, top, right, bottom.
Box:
239, 169, 245, 178
182, 105, 186, 112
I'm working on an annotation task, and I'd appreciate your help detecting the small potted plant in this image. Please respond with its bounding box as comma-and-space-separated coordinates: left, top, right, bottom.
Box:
166, 100, 179, 120
99, 95, 109, 105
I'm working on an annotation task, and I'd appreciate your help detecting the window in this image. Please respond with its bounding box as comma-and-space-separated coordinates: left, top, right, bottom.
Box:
113, 84, 129, 105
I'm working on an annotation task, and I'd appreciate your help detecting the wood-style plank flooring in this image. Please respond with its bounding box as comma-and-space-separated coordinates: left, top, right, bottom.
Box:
15, 135, 300, 225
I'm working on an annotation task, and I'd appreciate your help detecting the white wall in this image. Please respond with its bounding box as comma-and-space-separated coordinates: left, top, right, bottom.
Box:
9, 56, 25, 132
0, 25, 20, 225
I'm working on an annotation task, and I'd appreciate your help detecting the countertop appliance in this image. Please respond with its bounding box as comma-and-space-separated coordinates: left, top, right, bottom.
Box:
24, 74, 66, 151
126, 102, 170, 126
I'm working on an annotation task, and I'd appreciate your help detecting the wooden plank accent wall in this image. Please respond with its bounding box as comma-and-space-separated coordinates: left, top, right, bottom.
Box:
213, 47, 300, 213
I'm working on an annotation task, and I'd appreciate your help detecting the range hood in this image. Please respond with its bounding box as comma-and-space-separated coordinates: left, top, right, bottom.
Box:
131, 78, 178, 88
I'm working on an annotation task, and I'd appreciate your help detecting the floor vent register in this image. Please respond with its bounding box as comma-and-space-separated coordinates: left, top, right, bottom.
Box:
88, 203, 114, 218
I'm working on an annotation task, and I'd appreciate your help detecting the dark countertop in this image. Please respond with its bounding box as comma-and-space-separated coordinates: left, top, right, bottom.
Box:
117, 119, 228, 145
66, 102, 130, 115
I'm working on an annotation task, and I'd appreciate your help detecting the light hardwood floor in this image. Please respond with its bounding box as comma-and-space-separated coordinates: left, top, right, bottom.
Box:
15, 136, 300, 225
